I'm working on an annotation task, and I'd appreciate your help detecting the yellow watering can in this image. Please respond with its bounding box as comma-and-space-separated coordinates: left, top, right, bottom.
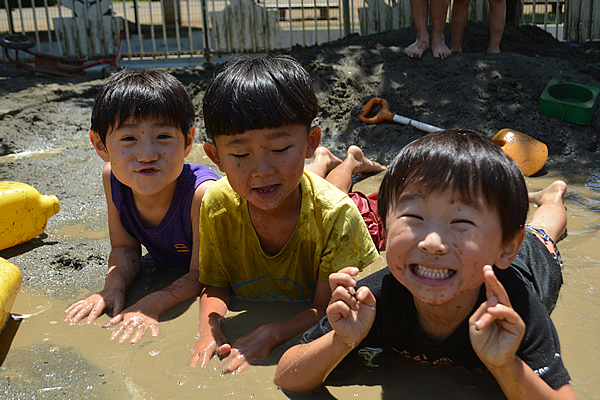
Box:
0, 181, 60, 250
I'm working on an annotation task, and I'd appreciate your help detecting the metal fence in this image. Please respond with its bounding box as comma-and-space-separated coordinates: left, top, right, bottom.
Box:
1, 0, 597, 65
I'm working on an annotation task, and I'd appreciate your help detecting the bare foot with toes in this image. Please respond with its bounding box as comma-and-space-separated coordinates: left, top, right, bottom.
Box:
405, 38, 430, 59
347, 145, 387, 175
528, 180, 568, 243
304, 146, 344, 178
529, 180, 567, 207
313, 147, 343, 170
432, 37, 451, 59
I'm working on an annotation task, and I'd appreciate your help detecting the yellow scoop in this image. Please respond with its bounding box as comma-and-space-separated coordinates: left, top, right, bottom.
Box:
492, 129, 548, 177
0, 181, 60, 250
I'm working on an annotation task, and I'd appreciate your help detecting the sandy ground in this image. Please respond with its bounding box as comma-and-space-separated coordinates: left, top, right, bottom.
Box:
0, 20, 599, 398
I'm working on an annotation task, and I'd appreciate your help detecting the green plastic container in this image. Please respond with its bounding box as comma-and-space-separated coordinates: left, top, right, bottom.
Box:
538, 79, 599, 125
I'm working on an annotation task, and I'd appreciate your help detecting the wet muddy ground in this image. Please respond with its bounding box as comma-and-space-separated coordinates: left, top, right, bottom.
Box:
1, 20, 599, 399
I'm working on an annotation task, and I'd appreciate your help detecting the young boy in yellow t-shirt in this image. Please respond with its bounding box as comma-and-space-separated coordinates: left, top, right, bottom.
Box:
188, 54, 382, 373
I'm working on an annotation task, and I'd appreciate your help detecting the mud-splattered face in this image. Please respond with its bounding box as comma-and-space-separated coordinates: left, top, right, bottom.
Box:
92, 118, 192, 200
384, 188, 510, 308
205, 124, 319, 218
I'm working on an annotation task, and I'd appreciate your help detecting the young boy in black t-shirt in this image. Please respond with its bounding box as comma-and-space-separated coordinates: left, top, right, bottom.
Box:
274, 129, 576, 399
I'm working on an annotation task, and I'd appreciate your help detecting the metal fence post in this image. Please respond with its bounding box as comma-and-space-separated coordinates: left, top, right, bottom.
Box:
201, 0, 212, 63
4, 0, 14, 33
342, 0, 350, 36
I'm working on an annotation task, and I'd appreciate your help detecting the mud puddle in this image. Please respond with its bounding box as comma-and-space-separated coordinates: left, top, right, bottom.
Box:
1, 161, 600, 399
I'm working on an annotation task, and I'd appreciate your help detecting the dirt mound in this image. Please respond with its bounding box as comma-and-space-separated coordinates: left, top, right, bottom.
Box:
161, 22, 600, 166
2, 21, 600, 165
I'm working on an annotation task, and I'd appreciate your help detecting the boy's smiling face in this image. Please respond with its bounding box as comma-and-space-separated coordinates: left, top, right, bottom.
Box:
91, 118, 193, 199
205, 124, 320, 217
384, 188, 521, 308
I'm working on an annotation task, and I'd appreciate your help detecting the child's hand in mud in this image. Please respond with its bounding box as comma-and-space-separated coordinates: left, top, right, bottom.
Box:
218, 324, 278, 373
469, 265, 525, 368
326, 267, 376, 349
103, 302, 160, 344
189, 329, 230, 369
64, 289, 125, 325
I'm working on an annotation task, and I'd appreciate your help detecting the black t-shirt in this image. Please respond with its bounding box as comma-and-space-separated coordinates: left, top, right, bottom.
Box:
301, 232, 571, 390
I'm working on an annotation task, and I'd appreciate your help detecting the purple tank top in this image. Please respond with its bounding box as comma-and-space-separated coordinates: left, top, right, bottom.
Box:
110, 164, 219, 269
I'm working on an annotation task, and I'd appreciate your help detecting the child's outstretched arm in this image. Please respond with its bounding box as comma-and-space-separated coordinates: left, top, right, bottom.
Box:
64, 164, 142, 326
191, 278, 333, 373
274, 267, 376, 393
101, 180, 214, 344
470, 265, 577, 400
226, 279, 331, 373
189, 285, 233, 368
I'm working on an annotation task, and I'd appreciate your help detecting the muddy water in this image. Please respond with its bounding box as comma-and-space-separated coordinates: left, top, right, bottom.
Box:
1, 154, 600, 399
0, 148, 66, 163
54, 223, 108, 239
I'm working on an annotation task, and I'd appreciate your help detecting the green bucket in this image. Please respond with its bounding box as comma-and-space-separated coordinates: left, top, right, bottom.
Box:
538, 79, 599, 125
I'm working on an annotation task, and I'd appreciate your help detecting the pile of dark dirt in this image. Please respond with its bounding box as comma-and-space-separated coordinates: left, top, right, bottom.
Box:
176, 21, 600, 165
2, 21, 600, 166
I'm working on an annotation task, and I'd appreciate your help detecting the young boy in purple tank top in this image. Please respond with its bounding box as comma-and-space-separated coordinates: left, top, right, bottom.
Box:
64, 69, 218, 344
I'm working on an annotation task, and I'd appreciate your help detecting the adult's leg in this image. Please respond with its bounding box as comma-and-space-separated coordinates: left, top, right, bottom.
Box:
487, 0, 506, 53
405, 0, 431, 58
450, 0, 470, 52
528, 180, 567, 243
430, 0, 451, 59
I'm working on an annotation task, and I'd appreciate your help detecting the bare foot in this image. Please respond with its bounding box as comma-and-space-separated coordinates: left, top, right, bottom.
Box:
450, 45, 462, 53
528, 180, 567, 243
306, 146, 343, 178
529, 180, 567, 207
431, 37, 451, 59
487, 45, 501, 54
347, 145, 387, 174
314, 146, 342, 168
404, 38, 430, 59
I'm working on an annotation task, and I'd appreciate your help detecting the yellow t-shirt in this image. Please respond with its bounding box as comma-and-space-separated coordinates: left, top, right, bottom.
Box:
198, 171, 379, 300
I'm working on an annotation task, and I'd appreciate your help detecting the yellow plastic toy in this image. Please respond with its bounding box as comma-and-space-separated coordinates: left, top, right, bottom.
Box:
0, 257, 22, 331
0, 181, 60, 251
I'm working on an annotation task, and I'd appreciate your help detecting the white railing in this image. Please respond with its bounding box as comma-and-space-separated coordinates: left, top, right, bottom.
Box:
522, 0, 565, 40
1, 0, 596, 65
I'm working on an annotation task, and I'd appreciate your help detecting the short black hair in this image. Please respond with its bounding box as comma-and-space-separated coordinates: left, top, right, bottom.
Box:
91, 68, 194, 145
202, 54, 319, 141
378, 129, 528, 245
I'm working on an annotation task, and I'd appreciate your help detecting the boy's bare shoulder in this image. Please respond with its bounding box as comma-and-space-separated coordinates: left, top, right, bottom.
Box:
101, 163, 112, 178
